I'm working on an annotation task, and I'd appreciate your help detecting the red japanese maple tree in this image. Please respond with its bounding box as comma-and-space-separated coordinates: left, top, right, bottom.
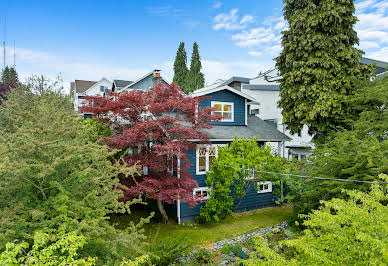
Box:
81, 83, 217, 222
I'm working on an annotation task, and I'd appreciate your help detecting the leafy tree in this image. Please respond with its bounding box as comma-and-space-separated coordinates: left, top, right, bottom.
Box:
81, 83, 217, 223
1, 66, 19, 88
292, 76, 388, 223
173, 42, 188, 89
240, 174, 388, 265
0, 231, 96, 265
200, 137, 295, 222
185, 42, 205, 93
0, 83, 148, 264
276, 0, 373, 138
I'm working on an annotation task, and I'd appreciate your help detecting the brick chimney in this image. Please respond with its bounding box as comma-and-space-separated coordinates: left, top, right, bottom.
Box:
152, 69, 162, 87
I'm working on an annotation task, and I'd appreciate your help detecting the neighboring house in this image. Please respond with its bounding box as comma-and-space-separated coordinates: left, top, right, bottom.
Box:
166, 84, 291, 223
70, 69, 169, 118
360, 57, 388, 75
119, 69, 169, 92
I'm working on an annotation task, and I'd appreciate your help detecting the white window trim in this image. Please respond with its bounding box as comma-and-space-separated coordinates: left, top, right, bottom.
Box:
196, 144, 226, 175
257, 181, 272, 194
193, 187, 211, 200
211, 101, 234, 122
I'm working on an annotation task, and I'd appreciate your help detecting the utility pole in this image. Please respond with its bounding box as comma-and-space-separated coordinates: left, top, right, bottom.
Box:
2, 17, 7, 68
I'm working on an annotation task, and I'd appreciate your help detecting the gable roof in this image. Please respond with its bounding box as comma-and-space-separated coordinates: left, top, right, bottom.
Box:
114, 80, 132, 88
74, 80, 97, 93
83, 78, 111, 94
191, 84, 256, 102
122, 69, 169, 90
201, 115, 291, 142
222, 76, 251, 86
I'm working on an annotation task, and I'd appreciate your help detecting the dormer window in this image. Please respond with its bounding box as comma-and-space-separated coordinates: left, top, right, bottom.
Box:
100, 86, 107, 92
211, 101, 234, 122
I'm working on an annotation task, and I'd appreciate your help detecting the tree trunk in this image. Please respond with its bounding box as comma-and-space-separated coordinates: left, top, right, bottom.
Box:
157, 199, 169, 224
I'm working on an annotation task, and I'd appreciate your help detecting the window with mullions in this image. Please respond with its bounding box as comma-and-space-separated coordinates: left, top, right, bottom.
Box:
257, 181, 272, 193
211, 101, 234, 122
193, 187, 211, 200
196, 144, 226, 174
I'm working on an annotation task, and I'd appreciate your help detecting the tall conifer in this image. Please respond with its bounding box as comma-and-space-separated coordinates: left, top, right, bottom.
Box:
185, 42, 205, 94
173, 42, 188, 89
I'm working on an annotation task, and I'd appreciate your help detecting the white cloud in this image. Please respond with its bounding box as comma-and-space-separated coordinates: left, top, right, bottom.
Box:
265, 45, 282, 56
367, 46, 388, 61
201, 59, 268, 83
359, 40, 381, 49
213, 9, 254, 31
7, 46, 151, 93
355, 1, 388, 61
232, 27, 276, 47
248, 51, 263, 57
356, 0, 378, 11
240, 15, 254, 24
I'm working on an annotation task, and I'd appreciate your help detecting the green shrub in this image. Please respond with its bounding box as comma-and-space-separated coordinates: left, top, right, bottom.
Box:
271, 228, 280, 234
229, 243, 243, 257
192, 248, 213, 264
147, 236, 192, 266
221, 244, 231, 255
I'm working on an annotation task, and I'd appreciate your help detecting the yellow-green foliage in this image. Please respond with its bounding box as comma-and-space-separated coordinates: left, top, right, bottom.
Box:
0, 231, 96, 265
241, 174, 388, 265
200, 137, 294, 222
0, 84, 146, 263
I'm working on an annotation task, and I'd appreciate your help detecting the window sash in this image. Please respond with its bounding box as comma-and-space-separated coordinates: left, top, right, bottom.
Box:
196, 144, 226, 175
211, 101, 234, 122
193, 187, 211, 200
257, 181, 272, 193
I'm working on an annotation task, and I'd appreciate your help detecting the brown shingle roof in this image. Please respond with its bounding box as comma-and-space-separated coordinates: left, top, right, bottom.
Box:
74, 80, 97, 93
70, 82, 75, 96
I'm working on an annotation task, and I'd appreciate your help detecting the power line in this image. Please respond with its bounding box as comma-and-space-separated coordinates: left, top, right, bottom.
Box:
214, 163, 388, 185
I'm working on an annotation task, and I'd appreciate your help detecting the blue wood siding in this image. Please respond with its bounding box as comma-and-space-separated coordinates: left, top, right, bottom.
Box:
199, 90, 246, 126
178, 141, 274, 223
130, 75, 153, 90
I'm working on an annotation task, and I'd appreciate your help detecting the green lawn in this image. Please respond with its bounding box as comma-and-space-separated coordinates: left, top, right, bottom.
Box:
111, 204, 293, 244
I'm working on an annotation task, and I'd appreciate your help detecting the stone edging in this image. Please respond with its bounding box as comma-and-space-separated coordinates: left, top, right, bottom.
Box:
210, 221, 288, 250
178, 221, 288, 264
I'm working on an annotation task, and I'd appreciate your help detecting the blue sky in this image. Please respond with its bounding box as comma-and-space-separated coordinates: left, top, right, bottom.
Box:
1, 0, 388, 93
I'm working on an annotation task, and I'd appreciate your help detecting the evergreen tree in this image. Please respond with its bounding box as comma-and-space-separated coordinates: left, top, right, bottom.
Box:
1, 66, 19, 87
291, 76, 388, 224
173, 42, 188, 89
276, 0, 373, 138
185, 42, 205, 93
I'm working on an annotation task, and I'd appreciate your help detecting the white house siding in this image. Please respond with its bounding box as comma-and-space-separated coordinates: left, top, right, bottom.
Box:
241, 84, 313, 159
74, 79, 112, 112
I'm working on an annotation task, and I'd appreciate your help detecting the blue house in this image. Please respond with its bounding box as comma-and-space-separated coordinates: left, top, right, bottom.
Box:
167, 84, 291, 223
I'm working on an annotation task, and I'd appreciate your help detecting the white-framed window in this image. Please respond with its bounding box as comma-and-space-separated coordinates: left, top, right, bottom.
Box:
257, 181, 272, 193
196, 144, 226, 175
211, 101, 234, 122
193, 187, 211, 200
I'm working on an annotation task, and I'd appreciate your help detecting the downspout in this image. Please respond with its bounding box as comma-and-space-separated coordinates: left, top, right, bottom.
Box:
177, 157, 181, 224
